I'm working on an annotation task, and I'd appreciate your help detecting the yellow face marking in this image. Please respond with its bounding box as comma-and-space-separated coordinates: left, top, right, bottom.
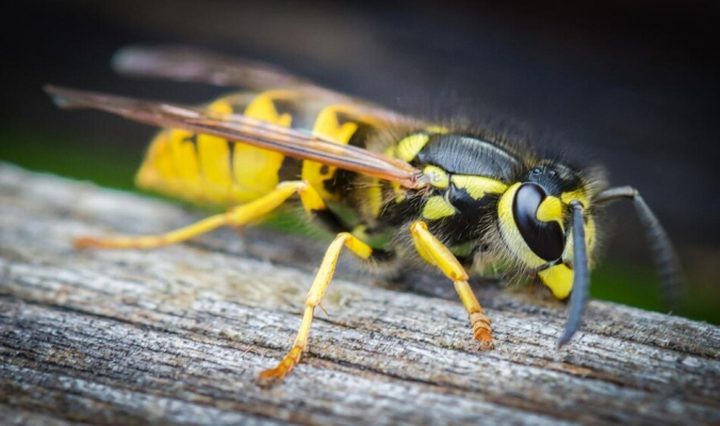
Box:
451, 175, 507, 200
561, 189, 589, 207
396, 133, 430, 162
538, 263, 574, 299
562, 216, 597, 267
422, 195, 455, 220
302, 105, 361, 201
423, 165, 450, 189
536, 196, 563, 225
497, 183, 546, 268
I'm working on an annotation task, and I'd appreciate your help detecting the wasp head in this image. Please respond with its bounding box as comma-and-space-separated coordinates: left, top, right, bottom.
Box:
498, 160, 598, 300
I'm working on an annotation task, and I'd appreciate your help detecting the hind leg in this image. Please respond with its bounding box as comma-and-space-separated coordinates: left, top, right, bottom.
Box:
75, 180, 325, 249
257, 232, 372, 385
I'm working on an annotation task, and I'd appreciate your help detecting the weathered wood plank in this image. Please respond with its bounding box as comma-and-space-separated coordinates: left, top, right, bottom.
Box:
0, 163, 718, 425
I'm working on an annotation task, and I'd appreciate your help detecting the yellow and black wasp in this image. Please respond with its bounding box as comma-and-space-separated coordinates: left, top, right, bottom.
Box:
45, 46, 681, 384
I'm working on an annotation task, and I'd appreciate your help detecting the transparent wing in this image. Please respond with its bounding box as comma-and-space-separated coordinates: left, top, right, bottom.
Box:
113, 45, 324, 94
45, 85, 428, 189
112, 45, 422, 127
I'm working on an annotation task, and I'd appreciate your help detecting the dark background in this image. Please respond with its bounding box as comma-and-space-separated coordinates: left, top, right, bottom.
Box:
2, 0, 718, 322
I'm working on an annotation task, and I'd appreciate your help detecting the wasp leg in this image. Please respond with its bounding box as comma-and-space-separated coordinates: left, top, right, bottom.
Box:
75, 180, 326, 250
258, 232, 372, 385
409, 220, 493, 349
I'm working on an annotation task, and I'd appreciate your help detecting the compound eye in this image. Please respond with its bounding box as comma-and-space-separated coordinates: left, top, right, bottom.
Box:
513, 183, 565, 261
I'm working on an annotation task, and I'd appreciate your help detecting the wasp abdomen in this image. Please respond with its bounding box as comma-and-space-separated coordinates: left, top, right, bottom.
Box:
136, 90, 387, 208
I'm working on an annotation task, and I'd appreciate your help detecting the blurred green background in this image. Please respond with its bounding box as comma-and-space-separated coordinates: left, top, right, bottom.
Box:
2, 0, 718, 324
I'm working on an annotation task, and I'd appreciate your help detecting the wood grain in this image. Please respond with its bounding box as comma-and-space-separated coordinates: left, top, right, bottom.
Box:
1, 163, 718, 425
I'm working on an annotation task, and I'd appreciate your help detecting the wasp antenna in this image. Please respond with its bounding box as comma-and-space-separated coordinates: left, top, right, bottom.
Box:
633, 194, 683, 309
558, 200, 590, 347
594, 186, 683, 311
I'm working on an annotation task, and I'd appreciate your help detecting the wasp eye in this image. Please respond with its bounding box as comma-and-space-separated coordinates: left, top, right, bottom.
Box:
513, 183, 565, 261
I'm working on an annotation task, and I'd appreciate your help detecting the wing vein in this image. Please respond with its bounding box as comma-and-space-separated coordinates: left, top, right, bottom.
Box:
45, 85, 427, 189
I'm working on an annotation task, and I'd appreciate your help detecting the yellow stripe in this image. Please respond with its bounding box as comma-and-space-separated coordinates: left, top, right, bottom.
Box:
396, 133, 429, 162
169, 131, 202, 191
244, 91, 293, 127
424, 125, 449, 134
136, 129, 175, 190
367, 178, 384, 217
196, 136, 231, 203
189, 100, 234, 204
228, 91, 293, 202
450, 175, 507, 199
422, 195, 455, 220
423, 165, 450, 189
303, 105, 361, 201
136, 93, 294, 205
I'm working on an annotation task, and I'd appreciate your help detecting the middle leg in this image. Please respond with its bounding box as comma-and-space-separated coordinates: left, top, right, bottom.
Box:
409, 220, 493, 349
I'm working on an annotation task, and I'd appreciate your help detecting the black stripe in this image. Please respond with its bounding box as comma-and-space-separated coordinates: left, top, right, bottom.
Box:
278, 155, 302, 181
273, 98, 315, 130
313, 209, 347, 234
182, 133, 203, 178
226, 139, 237, 184
335, 111, 377, 149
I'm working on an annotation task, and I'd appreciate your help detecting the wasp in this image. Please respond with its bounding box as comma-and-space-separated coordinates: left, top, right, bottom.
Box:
45, 46, 681, 384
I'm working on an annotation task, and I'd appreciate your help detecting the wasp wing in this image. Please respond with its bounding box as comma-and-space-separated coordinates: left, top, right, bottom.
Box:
113, 45, 321, 93
112, 45, 421, 127
45, 85, 427, 189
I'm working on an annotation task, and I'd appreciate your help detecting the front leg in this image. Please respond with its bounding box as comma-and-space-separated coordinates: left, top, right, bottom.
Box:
409, 221, 493, 349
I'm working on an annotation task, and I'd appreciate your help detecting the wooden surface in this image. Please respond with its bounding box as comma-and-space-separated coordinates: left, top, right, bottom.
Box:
1, 163, 719, 425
